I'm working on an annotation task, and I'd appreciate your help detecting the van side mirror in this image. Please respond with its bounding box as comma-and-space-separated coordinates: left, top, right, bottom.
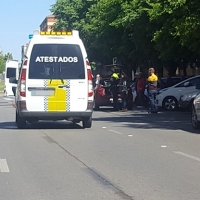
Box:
12, 86, 17, 96
184, 82, 190, 87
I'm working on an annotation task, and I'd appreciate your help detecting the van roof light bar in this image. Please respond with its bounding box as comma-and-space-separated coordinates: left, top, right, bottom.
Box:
40, 31, 73, 36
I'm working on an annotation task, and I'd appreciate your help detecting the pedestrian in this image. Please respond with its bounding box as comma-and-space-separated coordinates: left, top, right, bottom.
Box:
137, 72, 146, 108
118, 73, 128, 111
134, 72, 140, 106
147, 68, 158, 113
94, 74, 104, 89
111, 71, 120, 111
94, 74, 100, 89
134, 72, 139, 94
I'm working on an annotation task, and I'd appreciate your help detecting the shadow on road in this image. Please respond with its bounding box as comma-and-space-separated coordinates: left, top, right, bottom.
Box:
93, 109, 200, 134
0, 121, 83, 130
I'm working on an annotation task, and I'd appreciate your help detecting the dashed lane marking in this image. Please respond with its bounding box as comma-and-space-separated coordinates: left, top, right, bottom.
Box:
109, 130, 123, 135
4, 97, 14, 101
173, 151, 200, 162
0, 159, 10, 172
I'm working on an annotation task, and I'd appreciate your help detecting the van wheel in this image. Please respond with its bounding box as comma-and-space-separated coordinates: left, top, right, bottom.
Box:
4, 90, 7, 97
82, 116, 92, 128
16, 112, 26, 129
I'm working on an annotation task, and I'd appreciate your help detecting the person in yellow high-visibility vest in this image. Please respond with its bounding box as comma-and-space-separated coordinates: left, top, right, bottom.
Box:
110, 71, 120, 111
147, 68, 158, 113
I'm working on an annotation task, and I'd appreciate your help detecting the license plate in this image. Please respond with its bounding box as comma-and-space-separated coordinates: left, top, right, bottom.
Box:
31, 90, 54, 96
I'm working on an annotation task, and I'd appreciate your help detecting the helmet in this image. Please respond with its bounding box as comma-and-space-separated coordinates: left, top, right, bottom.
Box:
111, 73, 119, 79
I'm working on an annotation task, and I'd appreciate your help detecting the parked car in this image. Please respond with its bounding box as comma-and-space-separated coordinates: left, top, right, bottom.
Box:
157, 75, 200, 111
160, 76, 185, 89
191, 84, 200, 129
179, 91, 199, 110
94, 64, 133, 110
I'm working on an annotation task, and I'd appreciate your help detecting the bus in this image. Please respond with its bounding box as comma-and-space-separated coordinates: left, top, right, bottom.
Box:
4, 60, 19, 96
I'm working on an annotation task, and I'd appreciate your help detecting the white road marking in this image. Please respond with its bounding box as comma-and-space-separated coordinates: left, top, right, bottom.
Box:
128, 135, 133, 137
173, 151, 200, 162
102, 127, 107, 129
0, 159, 10, 172
161, 145, 167, 148
109, 130, 123, 134
4, 98, 13, 101
130, 122, 149, 125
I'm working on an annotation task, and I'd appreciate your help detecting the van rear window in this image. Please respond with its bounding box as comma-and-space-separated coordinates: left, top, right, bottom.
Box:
29, 44, 85, 79
6, 68, 16, 78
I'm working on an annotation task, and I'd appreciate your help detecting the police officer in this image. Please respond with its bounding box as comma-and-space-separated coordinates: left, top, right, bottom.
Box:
110, 71, 120, 111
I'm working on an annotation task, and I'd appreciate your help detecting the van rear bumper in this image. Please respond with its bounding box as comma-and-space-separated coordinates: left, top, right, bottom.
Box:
17, 101, 93, 120
19, 110, 92, 118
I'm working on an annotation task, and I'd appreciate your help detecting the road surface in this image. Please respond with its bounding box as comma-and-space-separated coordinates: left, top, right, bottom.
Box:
0, 96, 199, 200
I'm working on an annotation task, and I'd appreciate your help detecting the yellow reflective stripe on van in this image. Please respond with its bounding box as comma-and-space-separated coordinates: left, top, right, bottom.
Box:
46, 80, 67, 112
57, 80, 67, 111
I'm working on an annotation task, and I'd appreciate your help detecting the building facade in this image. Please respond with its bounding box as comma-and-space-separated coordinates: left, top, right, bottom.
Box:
40, 14, 57, 32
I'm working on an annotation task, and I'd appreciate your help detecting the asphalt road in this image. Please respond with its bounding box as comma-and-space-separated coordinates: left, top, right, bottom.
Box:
0, 96, 200, 200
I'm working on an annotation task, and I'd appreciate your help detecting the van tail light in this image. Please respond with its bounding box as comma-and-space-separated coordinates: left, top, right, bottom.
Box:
23, 59, 28, 66
87, 69, 93, 97
20, 69, 26, 97
86, 60, 94, 97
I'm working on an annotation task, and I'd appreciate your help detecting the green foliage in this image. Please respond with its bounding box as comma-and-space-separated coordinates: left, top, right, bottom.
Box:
51, 0, 200, 75
0, 52, 13, 73
0, 52, 5, 73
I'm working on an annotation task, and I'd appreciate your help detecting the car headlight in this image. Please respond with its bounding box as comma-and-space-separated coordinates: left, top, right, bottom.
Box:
157, 88, 168, 95
194, 94, 200, 104
181, 94, 196, 101
180, 95, 184, 101
189, 94, 197, 99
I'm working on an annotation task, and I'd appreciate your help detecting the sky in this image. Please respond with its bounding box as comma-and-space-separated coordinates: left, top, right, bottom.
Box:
0, 0, 56, 62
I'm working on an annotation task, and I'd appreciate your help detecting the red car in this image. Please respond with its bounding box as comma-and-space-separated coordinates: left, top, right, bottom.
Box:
93, 64, 133, 110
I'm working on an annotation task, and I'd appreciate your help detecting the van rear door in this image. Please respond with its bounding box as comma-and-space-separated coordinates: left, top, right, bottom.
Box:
26, 43, 87, 112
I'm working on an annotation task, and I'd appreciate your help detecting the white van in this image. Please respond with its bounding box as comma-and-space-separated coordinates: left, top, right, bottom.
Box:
15, 30, 94, 129
4, 60, 19, 96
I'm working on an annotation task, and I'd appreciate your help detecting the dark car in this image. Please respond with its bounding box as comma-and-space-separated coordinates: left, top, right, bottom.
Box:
191, 84, 200, 129
179, 91, 199, 110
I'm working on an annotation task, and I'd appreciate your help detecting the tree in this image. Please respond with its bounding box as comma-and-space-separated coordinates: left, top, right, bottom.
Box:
51, 0, 200, 76
146, 0, 200, 75
4, 53, 13, 61
86, 0, 163, 73
0, 52, 5, 73
0, 52, 13, 73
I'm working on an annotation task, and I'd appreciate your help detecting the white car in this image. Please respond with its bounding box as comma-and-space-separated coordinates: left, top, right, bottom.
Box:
157, 75, 200, 110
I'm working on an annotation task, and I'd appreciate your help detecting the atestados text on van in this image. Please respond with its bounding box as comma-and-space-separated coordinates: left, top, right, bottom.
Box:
35, 56, 78, 63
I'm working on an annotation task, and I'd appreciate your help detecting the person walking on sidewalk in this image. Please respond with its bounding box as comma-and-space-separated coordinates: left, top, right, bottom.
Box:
137, 72, 146, 108
147, 68, 158, 113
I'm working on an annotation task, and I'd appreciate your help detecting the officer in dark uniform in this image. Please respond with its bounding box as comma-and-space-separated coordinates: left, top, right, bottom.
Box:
110, 71, 120, 111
